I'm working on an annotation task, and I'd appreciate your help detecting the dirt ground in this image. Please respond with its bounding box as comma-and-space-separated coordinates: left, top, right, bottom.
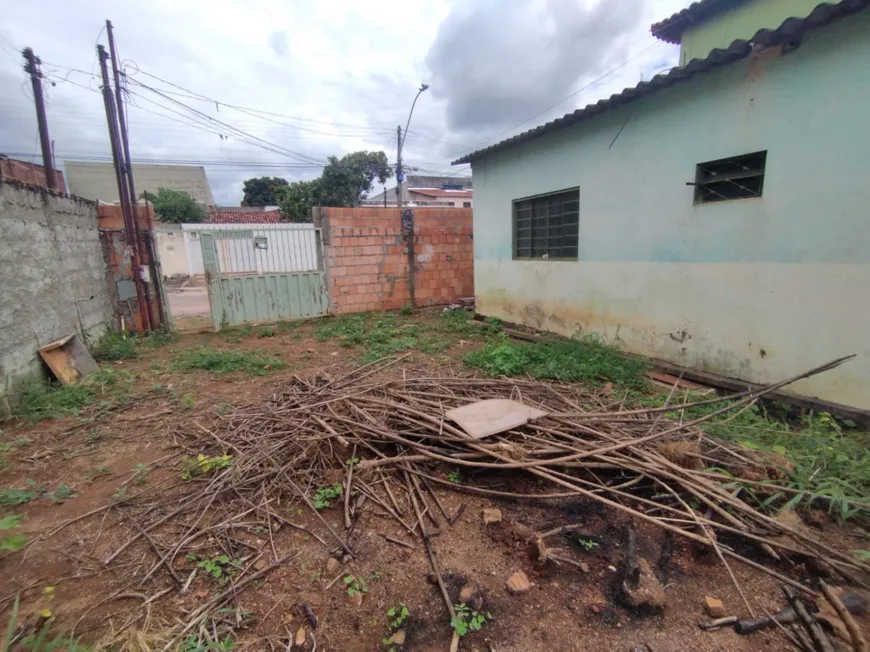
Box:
1, 311, 868, 651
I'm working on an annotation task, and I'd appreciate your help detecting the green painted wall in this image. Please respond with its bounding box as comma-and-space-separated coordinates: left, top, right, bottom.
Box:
680, 0, 822, 63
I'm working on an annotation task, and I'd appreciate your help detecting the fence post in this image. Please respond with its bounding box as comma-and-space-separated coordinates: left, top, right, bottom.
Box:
402, 208, 416, 308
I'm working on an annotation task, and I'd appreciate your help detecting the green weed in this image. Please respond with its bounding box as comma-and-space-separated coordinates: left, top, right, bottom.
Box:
639, 392, 870, 520
14, 380, 93, 421
313, 483, 343, 510
574, 535, 599, 551
386, 602, 409, 628
0, 487, 38, 507
48, 484, 76, 504
344, 574, 368, 597
221, 323, 252, 340
85, 465, 111, 482
451, 602, 491, 637
316, 314, 448, 362
3, 596, 89, 651
447, 469, 461, 484
171, 347, 284, 376
0, 514, 27, 552
437, 309, 480, 334
180, 634, 237, 651
464, 334, 649, 387
256, 326, 276, 338
181, 393, 196, 409
181, 454, 233, 480
91, 329, 171, 362
133, 463, 150, 485
189, 554, 242, 585
399, 304, 414, 316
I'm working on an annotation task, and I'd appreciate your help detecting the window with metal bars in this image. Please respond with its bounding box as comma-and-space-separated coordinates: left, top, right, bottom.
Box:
513, 189, 579, 260
694, 151, 766, 204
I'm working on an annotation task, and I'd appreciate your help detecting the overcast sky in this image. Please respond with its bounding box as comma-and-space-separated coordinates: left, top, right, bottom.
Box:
0, 0, 686, 204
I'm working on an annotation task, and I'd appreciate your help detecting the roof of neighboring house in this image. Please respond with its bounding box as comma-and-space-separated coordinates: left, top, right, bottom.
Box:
453, 0, 869, 165
651, 0, 749, 44
207, 210, 282, 224
409, 188, 474, 199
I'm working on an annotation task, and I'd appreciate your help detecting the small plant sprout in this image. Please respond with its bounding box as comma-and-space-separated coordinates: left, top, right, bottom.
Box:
574, 535, 599, 551
0, 514, 27, 552
447, 469, 461, 484
344, 574, 368, 597
112, 486, 129, 503
312, 483, 342, 510
133, 463, 150, 485
370, 570, 383, 581
181, 393, 195, 409
85, 464, 111, 481
346, 457, 360, 468
386, 602, 409, 629
48, 484, 76, 503
451, 602, 491, 637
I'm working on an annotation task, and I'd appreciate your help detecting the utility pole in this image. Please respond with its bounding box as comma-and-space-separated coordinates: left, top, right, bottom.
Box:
22, 48, 58, 191
396, 125, 404, 208
106, 19, 161, 328
98, 44, 152, 332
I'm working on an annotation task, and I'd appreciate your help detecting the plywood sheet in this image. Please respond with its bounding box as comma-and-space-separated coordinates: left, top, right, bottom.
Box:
446, 399, 547, 439
38, 333, 99, 385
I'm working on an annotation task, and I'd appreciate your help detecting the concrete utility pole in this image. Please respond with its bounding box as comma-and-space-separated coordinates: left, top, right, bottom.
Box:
396, 83, 429, 209
106, 19, 162, 328
98, 43, 152, 332
22, 48, 57, 191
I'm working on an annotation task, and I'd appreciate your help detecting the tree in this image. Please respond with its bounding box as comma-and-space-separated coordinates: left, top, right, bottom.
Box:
149, 188, 206, 224
242, 176, 288, 206
274, 180, 322, 223
275, 151, 392, 222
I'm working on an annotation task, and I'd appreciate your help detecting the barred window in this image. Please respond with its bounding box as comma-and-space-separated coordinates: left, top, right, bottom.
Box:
513, 189, 579, 260
694, 151, 766, 204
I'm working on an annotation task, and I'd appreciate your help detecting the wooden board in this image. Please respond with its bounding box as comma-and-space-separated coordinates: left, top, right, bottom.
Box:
446, 399, 547, 439
38, 333, 99, 384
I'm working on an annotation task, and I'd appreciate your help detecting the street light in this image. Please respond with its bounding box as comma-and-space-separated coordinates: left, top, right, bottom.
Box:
396, 83, 429, 208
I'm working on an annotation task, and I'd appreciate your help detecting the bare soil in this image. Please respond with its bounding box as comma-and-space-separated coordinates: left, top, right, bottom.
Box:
1, 312, 868, 651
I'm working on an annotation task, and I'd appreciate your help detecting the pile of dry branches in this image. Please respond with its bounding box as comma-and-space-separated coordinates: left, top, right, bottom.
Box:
49, 354, 870, 646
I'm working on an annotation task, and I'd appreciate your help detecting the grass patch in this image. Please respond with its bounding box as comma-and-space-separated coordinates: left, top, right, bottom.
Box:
316, 314, 449, 362
14, 380, 94, 421
660, 397, 870, 520
464, 334, 649, 387
91, 329, 173, 362
171, 346, 284, 375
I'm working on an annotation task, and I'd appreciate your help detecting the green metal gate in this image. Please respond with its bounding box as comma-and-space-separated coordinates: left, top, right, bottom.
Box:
200, 225, 328, 329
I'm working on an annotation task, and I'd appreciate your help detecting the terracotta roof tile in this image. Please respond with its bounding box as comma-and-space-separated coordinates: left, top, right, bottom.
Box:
207, 210, 282, 224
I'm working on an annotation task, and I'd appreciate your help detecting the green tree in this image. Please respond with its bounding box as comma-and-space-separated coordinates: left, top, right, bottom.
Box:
276, 151, 392, 222
242, 176, 289, 206
275, 180, 322, 223
150, 188, 206, 223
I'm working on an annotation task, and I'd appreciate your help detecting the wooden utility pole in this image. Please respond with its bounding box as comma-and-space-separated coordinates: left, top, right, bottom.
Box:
22, 48, 58, 191
98, 44, 152, 332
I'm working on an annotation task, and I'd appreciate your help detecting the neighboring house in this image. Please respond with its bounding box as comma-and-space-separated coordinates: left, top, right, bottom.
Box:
366, 175, 473, 208
454, 0, 870, 410
0, 155, 66, 192
64, 161, 215, 206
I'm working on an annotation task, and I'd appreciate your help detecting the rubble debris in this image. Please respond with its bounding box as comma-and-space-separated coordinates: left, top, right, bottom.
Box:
704, 597, 726, 618
482, 508, 502, 524
819, 583, 868, 652
347, 591, 363, 607
326, 557, 341, 574
735, 606, 799, 634
294, 627, 306, 647
506, 571, 531, 595
389, 629, 406, 646
459, 582, 483, 610
619, 558, 666, 612
782, 585, 835, 652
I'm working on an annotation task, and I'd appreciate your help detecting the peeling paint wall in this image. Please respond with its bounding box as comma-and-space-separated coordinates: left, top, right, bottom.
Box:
0, 180, 113, 418
471, 13, 870, 409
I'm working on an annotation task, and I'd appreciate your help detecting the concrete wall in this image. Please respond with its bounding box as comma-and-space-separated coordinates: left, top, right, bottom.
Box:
323, 207, 474, 314
0, 180, 113, 417
471, 12, 870, 409
680, 0, 823, 63
154, 224, 189, 277
64, 161, 215, 205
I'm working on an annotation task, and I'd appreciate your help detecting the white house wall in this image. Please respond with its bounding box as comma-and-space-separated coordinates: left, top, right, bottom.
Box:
471, 12, 870, 409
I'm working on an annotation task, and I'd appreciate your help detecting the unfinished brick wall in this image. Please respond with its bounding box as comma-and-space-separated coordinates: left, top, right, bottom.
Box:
320, 207, 473, 315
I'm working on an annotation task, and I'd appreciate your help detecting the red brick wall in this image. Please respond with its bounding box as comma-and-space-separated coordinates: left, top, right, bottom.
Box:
322, 207, 473, 315
0, 156, 66, 193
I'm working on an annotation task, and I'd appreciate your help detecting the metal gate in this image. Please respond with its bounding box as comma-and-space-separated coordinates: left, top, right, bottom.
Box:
199, 224, 328, 329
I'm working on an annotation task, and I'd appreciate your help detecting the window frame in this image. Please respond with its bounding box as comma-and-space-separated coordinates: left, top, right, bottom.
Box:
694, 151, 767, 205
512, 187, 579, 261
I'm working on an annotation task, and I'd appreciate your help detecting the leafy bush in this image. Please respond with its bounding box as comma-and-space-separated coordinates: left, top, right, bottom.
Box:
464, 334, 649, 387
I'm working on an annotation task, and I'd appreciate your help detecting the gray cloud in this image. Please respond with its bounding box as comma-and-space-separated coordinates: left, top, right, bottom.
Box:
425, 0, 646, 133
